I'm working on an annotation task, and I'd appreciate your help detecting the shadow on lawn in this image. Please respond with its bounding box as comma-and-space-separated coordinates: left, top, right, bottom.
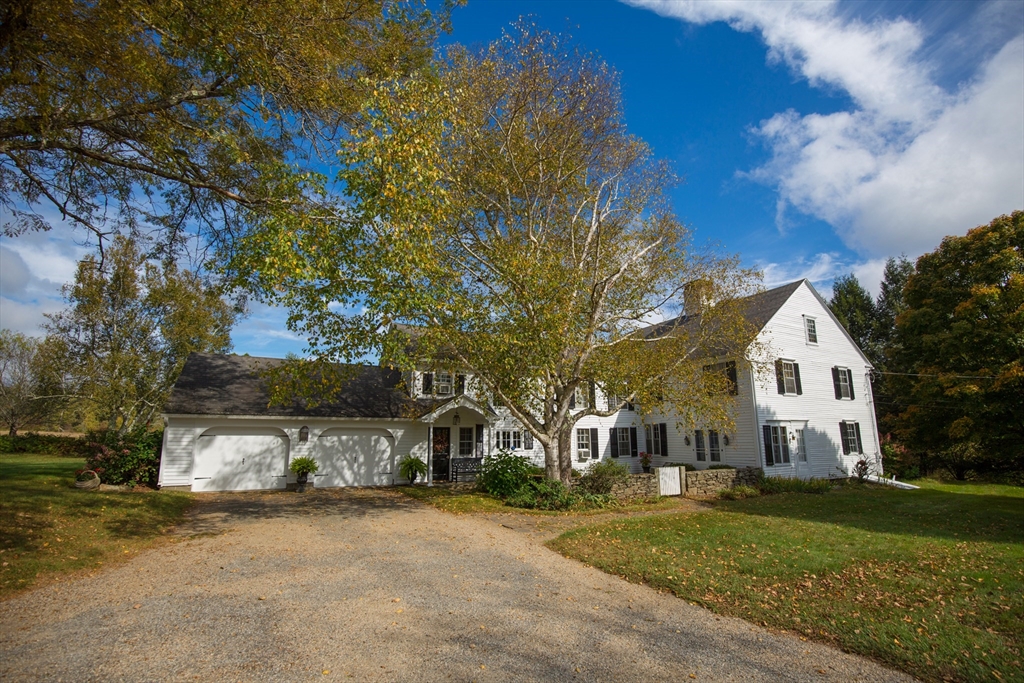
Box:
719, 485, 1024, 545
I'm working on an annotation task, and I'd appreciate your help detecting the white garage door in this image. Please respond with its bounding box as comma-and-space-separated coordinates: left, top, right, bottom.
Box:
193, 431, 289, 492
314, 429, 393, 487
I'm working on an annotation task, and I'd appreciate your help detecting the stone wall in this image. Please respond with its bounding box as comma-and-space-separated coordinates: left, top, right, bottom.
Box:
609, 473, 660, 500
685, 467, 761, 497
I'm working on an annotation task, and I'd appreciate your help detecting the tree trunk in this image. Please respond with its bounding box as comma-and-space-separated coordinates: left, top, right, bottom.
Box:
558, 428, 573, 485
8, 425, 16, 437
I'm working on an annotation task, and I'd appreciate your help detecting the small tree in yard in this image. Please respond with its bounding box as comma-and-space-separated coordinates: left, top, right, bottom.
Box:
235, 25, 761, 484
0, 330, 64, 435
45, 235, 235, 436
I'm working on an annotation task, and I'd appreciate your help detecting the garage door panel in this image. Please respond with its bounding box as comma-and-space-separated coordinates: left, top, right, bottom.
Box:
193, 434, 288, 492
314, 431, 392, 487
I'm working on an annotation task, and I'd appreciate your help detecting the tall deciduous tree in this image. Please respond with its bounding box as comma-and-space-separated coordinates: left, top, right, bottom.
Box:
890, 211, 1024, 477
0, 330, 62, 435
235, 26, 762, 483
1, 0, 444, 253
45, 236, 235, 435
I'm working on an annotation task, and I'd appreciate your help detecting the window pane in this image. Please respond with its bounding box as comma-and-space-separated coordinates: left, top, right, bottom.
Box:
797, 429, 807, 462
460, 427, 474, 456
709, 430, 720, 461
783, 362, 797, 394
577, 429, 590, 461
436, 372, 453, 395
695, 430, 706, 461
617, 428, 632, 457
806, 318, 817, 343
513, 431, 522, 450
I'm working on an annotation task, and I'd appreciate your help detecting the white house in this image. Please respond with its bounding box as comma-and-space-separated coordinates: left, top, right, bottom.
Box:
157, 279, 882, 491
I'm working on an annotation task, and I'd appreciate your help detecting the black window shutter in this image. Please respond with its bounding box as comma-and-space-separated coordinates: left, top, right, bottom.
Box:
475, 424, 484, 448
840, 423, 851, 455
609, 428, 619, 458
763, 425, 774, 466
832, 367, 842, 399
456, 374, 466, 395
727, 361, 738, 395
590, 428, 599, 460
630, 427, 638, 457
589, 381, 597, 407
775, 360, 785, 394
853, 422, 863, 454
423, 372, 433, 394
847, 369, 855, 400
524, 431, 533, 450
569, 390, 576, 410
794, 363, 803, 395
660, 423, 669, 457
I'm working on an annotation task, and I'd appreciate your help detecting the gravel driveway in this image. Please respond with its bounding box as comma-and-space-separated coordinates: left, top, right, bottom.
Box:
0, 488, 914, 682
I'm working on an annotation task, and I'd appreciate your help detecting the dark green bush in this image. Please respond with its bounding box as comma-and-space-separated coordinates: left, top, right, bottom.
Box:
578, 458, 629, 494
0, 433, 90, 457
85, 429, 163, 487
707, 464, 735, 470
504, 479, 616, 511
477, 449, 534, 498
756, 473, 833, 495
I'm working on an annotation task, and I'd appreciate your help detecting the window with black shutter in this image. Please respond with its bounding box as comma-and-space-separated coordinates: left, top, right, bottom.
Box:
629, 427, 638, 458
839, 422, 863, 455
833, 367, 853, 399
660, 423, 669, 457
609, 428, 619, 457
776, 360, 801, 395
763, 425, 775, 466
456, 374, 466, 395
589, 428, 599, 460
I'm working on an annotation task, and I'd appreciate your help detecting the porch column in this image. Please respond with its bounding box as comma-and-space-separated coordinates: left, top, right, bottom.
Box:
427, 423, 434, 487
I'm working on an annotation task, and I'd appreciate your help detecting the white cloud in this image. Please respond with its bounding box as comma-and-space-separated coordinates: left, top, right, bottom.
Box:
759, 252, 889, 298
626, 0, 1024, 257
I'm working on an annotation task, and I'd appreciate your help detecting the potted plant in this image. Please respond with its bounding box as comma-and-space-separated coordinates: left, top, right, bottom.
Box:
289, 456, 319, 492
640, 451, 652, 473
398, 454, 428, 485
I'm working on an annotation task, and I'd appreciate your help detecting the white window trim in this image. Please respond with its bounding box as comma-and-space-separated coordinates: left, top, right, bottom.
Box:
576, 429, 591, 462
782, 360, 798, 395
804, 315, 818, 345
435, 372, 453, 396
837, 366, 852, 399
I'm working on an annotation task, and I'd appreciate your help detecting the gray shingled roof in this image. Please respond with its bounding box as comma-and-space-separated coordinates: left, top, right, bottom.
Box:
164, 353, 438, 419
642, 280, 805, 339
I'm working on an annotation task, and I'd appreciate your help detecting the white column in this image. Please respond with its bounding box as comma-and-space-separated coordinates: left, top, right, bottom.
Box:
426, 423, 434, 487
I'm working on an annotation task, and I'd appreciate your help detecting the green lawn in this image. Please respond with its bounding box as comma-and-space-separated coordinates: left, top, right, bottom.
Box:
0, 453, 194, 599
548, 482, 1023, 683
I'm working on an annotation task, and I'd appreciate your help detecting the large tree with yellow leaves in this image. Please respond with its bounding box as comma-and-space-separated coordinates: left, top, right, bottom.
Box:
237, 26, 762, 483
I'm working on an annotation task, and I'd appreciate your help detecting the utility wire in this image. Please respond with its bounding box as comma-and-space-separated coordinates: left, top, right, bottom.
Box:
873, 371, 1002, 380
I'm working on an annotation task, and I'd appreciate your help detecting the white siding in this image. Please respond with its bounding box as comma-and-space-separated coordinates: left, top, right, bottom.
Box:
752, 282, 881, 479
160, 415, 422, 491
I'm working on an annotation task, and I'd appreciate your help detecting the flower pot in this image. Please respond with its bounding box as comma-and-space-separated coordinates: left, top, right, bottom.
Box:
296, 472, 309, 493
409, 472, 418, 486
641, 466, 651, 474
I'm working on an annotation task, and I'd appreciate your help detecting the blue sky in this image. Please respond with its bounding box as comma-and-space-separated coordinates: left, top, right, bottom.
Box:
2, 0, 1022, 358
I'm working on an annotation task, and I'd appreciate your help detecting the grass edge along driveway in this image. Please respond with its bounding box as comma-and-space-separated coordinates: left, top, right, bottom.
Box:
0, 453, 194, 599
548, 481, 1023, 683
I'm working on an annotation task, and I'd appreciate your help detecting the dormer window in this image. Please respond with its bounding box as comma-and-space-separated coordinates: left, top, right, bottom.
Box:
804, 316, 818, 344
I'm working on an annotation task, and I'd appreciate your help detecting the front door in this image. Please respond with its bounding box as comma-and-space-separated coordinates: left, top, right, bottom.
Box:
432, 427, 451, 481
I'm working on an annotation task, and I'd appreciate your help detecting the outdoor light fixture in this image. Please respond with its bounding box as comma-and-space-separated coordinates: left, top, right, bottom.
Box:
723, 435, 730, 446
684, 435, 690, 446
452, 410, 461, 425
